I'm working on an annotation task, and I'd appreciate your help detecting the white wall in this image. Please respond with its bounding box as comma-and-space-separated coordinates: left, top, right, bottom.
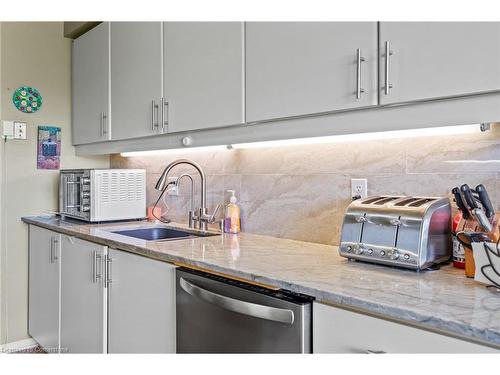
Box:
0, 22, 109, 344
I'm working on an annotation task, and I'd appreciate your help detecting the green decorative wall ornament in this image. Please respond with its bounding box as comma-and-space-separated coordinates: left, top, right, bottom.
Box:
12, 86, 42, 113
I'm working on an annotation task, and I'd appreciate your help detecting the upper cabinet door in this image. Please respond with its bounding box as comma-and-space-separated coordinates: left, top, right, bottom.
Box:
72, 22, 110, 145
111, 22, 163, 140
379, 22, 500, 105
163, 22, 245, 133
246, 22, 378, 123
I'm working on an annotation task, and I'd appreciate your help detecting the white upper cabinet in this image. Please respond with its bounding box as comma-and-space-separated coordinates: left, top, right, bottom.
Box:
110, 22, 164, 140
72, 22, 110, 145
163, 22, 245, 133
379, 22, 500, 105
245, 22, 378, 122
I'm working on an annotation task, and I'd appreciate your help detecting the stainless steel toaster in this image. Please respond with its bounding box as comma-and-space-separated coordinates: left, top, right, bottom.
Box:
339, 195, 452, 270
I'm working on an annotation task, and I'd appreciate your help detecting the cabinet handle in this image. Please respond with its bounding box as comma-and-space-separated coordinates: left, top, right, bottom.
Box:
104, 255, 112, 288
100, 112, 107, 137
52, 237, 59, 263
92, 251, 102, 283
151, 100, 159, 132
99, 113, 103, 137
356, 48, 365, 99
160, 98, 168, 133
102, 113, 107, 136
50, 237, 54, 263
164, 99, 169, 132
384, 41, 394, 95
151, 100, 155, 131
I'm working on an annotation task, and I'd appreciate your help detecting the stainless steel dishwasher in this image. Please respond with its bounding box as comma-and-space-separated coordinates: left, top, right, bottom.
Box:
176, 268, 313, 353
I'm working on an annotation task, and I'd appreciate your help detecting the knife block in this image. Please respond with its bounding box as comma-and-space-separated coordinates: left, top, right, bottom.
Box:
458, 215, 499, 278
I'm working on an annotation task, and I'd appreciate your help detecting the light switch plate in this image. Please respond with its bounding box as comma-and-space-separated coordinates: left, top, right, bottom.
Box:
14, 122, 27, 139
2, 120, 14, 139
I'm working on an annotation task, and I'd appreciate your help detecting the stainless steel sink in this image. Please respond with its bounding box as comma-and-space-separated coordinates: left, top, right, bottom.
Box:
112, 227, 219, 241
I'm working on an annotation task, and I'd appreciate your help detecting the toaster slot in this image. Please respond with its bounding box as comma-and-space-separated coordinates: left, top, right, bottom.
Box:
361, 215, 398, 247
360, 196, 385, 205
408, 198, 436, 207
394, 197, 420, 206
395, 217, 421, 253
373, 197, 399, 205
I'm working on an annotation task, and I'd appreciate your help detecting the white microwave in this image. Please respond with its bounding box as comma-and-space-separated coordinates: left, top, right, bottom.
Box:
59, 169, 146, 222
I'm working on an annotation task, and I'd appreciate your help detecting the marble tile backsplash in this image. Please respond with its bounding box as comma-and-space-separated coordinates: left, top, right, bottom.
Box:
111, 127, 500, 246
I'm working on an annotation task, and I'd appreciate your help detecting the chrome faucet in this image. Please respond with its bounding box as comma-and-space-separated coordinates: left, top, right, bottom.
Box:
155, 159, 220, 231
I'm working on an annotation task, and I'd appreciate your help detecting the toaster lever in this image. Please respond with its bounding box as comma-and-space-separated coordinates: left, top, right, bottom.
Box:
355, 216, 367, 223
389, 218, 401, 226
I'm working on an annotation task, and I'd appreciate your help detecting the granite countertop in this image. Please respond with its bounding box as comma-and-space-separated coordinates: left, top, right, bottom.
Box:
22, 215, 500, 348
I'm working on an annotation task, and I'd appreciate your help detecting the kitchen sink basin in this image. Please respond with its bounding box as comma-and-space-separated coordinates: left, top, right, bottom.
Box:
112, 227, 218, 241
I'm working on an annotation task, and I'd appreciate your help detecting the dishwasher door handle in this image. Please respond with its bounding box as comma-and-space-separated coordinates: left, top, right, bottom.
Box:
179, 277, 295, 325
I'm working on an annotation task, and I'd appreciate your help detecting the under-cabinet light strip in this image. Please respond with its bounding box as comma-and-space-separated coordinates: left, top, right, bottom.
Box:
120, 124, 483, 157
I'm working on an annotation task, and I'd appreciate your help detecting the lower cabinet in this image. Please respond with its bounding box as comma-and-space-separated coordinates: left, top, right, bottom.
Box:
28, 226, 61, 353
60, 235, 107, 353
28, 225, 498, 354
28, 225, 176, 353
313, 302, 497, 353
107, 248, 176, 353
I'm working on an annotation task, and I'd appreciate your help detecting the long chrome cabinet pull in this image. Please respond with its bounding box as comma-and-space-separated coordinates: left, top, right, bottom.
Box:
160, 97, 168, 133
99, 112, 103, 137
102, 113, 107, 136
163, 99, 169, 132
179, 277, 295, 325
49, 237, 54, 263
103, 255, 112, 288
384, 41, 393, 95
151, 100, 159, 132
50, 237, 59, 263
356, 48, 365, 99
151, 100, 155, 131
92, 251, 102, 283
99, 112, 107, 137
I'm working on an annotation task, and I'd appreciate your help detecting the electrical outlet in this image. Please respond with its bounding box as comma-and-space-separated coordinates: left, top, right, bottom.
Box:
351, 178, 368, 199
166, 177, 179, 196
14, 122, 27, 139
2, 121, 27, 140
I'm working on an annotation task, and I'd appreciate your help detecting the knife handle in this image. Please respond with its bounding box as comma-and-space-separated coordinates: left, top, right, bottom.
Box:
460, 184, 478, 210
475, 184, 495, 219
452, 187, 470, 220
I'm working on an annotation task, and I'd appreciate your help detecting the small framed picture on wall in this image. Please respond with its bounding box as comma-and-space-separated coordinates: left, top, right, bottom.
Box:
37, 126, 61, 170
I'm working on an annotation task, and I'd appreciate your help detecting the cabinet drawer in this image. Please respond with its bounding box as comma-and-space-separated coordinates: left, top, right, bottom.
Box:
313, 302, 497, 353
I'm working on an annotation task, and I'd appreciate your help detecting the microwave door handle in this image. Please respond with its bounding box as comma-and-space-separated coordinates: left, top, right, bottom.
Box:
179, 277, 295, 325
78, 178, 84, 212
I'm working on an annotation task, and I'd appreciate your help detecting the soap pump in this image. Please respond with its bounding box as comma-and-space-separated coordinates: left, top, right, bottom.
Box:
224, 190, 241, 234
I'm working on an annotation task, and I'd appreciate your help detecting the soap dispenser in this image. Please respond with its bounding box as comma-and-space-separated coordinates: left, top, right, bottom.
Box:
224, 190, 241, 234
